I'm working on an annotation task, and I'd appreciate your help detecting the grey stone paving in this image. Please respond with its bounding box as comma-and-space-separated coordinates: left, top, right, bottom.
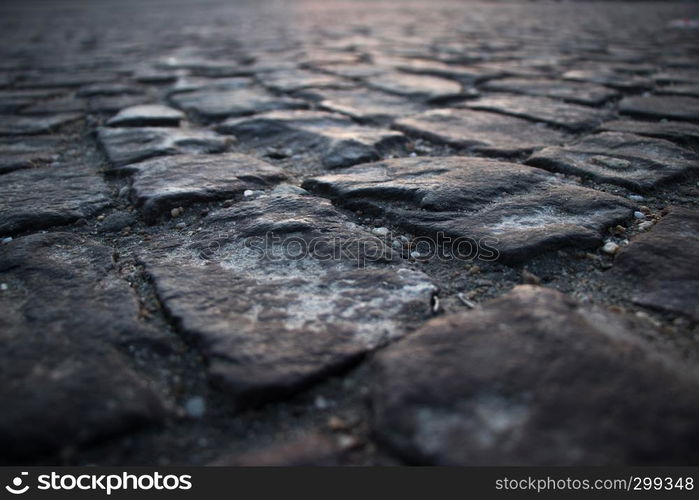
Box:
1, 0, 698, 466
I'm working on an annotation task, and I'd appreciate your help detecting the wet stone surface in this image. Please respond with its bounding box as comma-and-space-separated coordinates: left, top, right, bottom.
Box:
1, 0, 698, 466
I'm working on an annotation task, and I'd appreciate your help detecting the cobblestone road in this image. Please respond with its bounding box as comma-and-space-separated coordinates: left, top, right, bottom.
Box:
1, 0, 698, 465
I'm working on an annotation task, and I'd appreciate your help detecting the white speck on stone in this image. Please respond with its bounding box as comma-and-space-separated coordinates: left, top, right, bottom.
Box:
243, 189, 254, 197
184, 396, 206, 419
633, 211, 645, 219
629, 194, 644, 202
602, 241, 620, 254
0, 283, 7, 291
372, 226, 389, 236
314, 395, 329, 410
410, 250, 423, 259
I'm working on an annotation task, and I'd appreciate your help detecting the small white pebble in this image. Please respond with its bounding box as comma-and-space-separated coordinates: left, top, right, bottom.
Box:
1, 237, 12, 244
409, 152, 417, 157
633, 211, 645, 219
410, 250, 422, 259
638, 221, 654, 231
371, 226, 389, 236
243, 189, 254, 197
184, 396, 206, 419
602, 241, 620, 254
0, 283, 7, 291
629, 194, 644, 202
314, 395, 329, 410
392, 240, 402, 249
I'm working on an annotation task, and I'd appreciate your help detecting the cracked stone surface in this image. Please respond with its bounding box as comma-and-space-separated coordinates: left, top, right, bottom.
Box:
371, 286, 699, 465
619, 95, 699, 122
527, 131, 699, 191
612, 208, 699, 321
303, 157, 633, 262
128, 153, 288, 223
217, 110, 408, 168
394, 108, 569, 156
0, 233, 166, 459
98, 126, 230, 167
140, 193, 436, 404
467, 95, 610, 131
2, 0, 698, 466
0, 167, 111, 234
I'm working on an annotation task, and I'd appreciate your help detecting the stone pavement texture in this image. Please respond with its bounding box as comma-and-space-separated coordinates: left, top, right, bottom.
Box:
0, 0, 698, 465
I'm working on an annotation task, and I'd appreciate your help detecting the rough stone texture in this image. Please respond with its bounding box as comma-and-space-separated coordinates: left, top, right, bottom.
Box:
0, 113, 81, 135
0, 233, 166, 459
394, 108, 569, 156
482, 77, 617, 105
310, 88, 425, 123
619, 95, 699, 122
527, 132, 699, 191
613, 208, 699, 321
0, 167, 110, 235
371, 286, 699, 465
211, 432, 340, 466
598, 120, 699, 149
106, 104, 184, 127
562, 68, 653, 90
364, 72, 463, 101
303, 157, 633, 262
140, 193, 436, 404
128, 153, 288, 222
467, 95, 610, 131
216, 110, 408, 168
170, 86, 307, 121
97, 126, 230, 167
0, 136, 63, 174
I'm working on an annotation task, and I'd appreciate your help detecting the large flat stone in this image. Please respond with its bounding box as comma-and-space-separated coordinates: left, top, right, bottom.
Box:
170, 87, 307, 121
619, 95, 699, 122
106, 104, 184, 127
97, 126, 230, 167
482, 77, 617, 105
260, 68, 354, 93
394, 108, 569, 156
0, 136, 63, 174
303, 157, 633, 262
467, 95, 610, 131
140, 192, 436, 404
364, 72, 463, 101
562, 68, 653, 90
598, 120, 699, 149
612, 207, 699, 321
216, 110, 408, 168
0, 167, 110, 235
311, 88, 424, 123
0, 113, 81, 135
371, 286, 699, 465
527, 132, 699, 191
0, 233, 166, 459
128, 153, 288, 223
